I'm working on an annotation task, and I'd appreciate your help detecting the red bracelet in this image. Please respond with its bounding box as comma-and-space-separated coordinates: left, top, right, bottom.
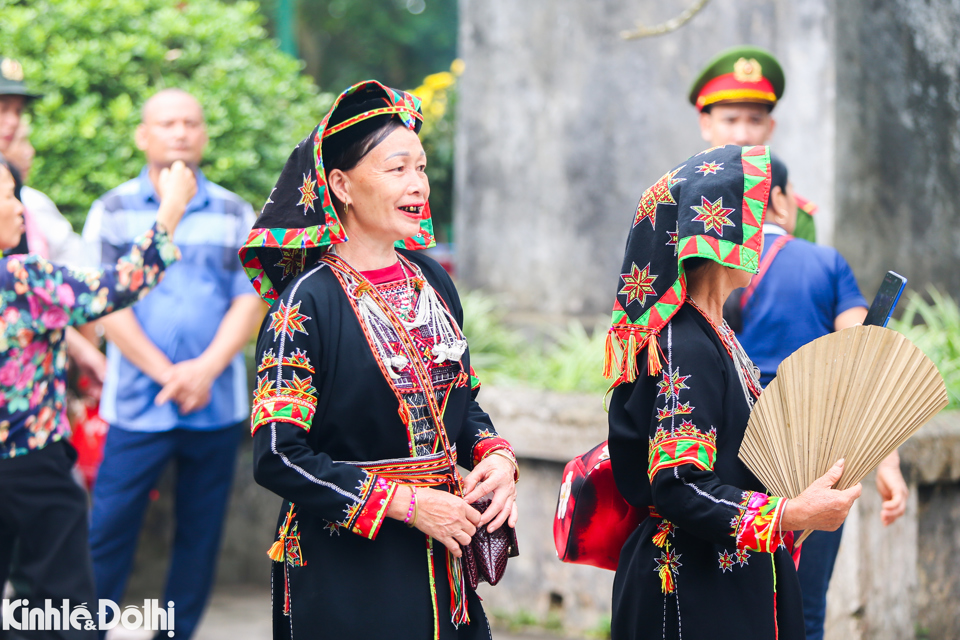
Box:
403, 487, 418, 527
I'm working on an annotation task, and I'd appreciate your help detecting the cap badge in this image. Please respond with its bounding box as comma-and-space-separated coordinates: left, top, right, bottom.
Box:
733, 57, 762, 83
1, 58, 24, 82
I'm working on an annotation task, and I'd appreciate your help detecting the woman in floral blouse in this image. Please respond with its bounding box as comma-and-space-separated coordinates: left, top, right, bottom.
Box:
0, 156, 195, 634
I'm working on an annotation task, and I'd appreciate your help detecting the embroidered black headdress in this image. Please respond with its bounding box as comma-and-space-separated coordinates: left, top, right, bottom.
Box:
604, 144, 772, 386
239, 80, 435, 303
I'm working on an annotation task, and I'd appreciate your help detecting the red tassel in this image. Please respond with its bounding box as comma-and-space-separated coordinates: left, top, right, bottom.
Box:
659, 564, 675, 594
652, 527, 670, 548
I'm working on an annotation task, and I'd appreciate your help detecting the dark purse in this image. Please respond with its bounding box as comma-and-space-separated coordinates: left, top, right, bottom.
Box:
461, 497, 519, 589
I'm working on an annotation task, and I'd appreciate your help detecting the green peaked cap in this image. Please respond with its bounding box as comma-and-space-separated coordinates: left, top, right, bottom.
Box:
688, 45, 785, 110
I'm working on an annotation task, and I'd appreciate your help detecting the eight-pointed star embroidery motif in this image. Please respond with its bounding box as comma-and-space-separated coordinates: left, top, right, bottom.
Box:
298, 172, 318, 213
691, 195, 736, 235
718, 550, 735, 573
634, 167, 685, 228
657, 369, 691, 400
269, 301, 311, 341
619, 262, 659, 307
276, 249, 307, 279
695, 161, 723, 176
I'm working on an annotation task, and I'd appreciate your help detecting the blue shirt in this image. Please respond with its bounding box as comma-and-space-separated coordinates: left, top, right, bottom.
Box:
738, 225, 868, 386
83, 167, 257, 431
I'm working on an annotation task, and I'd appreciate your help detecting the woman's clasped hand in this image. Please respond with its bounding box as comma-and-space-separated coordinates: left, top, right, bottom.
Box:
386, 454, 518, 558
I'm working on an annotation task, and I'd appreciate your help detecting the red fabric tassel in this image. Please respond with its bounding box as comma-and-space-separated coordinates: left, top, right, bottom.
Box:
447, 553, 470, 626
652, 527, 670, 548
659, 564, 675, 594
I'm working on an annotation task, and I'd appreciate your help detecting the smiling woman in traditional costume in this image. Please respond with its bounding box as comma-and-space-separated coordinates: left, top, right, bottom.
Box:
604, 144, 860, 640
241, 81, 518, 640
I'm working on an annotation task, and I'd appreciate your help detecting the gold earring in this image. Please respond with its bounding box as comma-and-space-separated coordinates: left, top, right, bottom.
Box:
343, 201, 349, 216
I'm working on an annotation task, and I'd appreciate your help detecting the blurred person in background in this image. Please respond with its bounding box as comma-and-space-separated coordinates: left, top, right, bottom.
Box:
83, 88, 262, 640
0, 152, 195, 638
0, 57, 108, 489
5, 119, 93, 267
689, 45, 818, 243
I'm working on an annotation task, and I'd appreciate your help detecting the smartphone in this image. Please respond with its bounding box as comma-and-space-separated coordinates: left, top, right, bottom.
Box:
864, 271, 907, 327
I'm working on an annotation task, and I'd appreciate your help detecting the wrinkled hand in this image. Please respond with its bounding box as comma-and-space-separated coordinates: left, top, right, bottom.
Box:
462, 454, 519, 532
876, 452, 908, 526
155, 357, 214, 415
781, 459, 862, 532
399, 486, 480, 557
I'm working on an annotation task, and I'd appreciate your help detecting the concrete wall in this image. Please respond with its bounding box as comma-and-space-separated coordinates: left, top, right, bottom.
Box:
455, 0, 836, 319
834, 0, 960, 301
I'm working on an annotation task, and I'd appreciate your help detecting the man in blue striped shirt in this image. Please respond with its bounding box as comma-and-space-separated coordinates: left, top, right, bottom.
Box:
82, 88, 263, 640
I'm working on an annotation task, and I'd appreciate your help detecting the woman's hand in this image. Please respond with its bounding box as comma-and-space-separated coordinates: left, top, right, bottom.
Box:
155, 160, 197, 234
387, 485, 480, 557
876, 451, 908, 526
781, 459, 862, 532
462, 454, 519, 532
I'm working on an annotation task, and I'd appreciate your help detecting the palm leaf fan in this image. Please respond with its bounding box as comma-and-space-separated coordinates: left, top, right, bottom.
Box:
739, 325, 947, 543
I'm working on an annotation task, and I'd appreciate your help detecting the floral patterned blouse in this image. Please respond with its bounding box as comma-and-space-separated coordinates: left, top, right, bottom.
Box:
0, 223, 178, 459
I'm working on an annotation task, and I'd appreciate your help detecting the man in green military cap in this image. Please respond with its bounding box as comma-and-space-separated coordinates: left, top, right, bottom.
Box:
689, 45, 817, 242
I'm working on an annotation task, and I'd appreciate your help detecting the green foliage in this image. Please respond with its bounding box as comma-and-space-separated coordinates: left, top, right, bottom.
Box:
260, 0, 457, 92
888, 286, 960, 409
488, 608, 541, 633
0, 0, 332, 228
407, 65, 459, 242
586, 616, 613, 640
461, 290, 610, 395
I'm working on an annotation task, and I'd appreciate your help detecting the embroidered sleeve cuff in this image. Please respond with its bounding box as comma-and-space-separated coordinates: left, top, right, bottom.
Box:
250, 368, 318, 436
733, 492, 786, 553
647, 425, 718, 481
473, 433, 516, 474
343, 475, 398, 540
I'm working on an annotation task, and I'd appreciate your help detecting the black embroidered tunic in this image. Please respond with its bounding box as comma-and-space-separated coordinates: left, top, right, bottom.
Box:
251, 251, 507, 640
608, 303, 805, 640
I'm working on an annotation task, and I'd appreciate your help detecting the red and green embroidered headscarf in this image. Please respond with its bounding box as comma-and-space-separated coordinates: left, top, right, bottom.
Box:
604, 144, 771, 387
239, 80, 436, 303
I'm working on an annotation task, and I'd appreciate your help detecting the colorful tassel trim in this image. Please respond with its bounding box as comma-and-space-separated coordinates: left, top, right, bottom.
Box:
652, 521, 675, 548
268, 503, 297, 562
602, 329, 664, 385
655, 541, 680, 595
354, 281, 374, 297
659, 563, 676, 594
447, 551, 470, 626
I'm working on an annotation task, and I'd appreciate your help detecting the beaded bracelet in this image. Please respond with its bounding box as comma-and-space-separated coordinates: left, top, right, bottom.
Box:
404, 487, 419, 527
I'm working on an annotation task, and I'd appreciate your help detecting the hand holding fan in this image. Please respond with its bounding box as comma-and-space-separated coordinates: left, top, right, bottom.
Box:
738, 324, 948, 543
